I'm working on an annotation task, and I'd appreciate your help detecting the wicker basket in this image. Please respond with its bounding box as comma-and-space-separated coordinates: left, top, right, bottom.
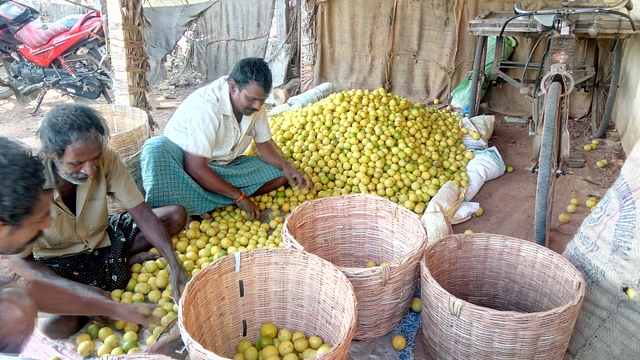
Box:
91, 104, 150, 214
178, 248, 357, 360
281, 193, 427, 340
421, 233, 586, 359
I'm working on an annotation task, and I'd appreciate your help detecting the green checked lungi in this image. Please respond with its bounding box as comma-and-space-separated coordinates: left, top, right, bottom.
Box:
140, 136, 283, 215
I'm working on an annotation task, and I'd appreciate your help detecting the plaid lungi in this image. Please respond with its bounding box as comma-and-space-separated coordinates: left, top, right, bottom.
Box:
140, 136, 282, 215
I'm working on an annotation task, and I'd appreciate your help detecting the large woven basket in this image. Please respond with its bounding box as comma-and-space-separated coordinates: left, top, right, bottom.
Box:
92, 104, 150, 214
281, 193, 427, 340
178, 248, 357, 360
421, 233, 586, 359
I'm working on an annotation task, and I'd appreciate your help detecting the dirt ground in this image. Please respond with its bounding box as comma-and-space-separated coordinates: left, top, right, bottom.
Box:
0, 79, 627, 359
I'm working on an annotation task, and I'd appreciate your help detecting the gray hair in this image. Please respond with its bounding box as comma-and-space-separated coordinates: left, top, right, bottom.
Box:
37, 104, 110, 158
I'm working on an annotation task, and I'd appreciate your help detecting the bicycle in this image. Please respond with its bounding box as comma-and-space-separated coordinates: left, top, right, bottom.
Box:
467, 0, 639, 247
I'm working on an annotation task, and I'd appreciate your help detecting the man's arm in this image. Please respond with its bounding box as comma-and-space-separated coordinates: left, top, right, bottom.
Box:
7, 258, 152, 324
255, 141, 307, 188
183, 153, 260, 218
126, 202, 190, 299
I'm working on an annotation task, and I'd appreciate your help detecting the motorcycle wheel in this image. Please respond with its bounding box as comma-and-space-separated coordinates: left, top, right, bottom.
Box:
0, 65, 13, 100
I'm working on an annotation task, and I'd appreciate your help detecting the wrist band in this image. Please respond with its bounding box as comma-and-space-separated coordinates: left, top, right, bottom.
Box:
233, 191, 247, 203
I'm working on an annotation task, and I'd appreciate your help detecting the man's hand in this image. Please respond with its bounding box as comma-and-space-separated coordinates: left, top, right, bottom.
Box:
283, 164, 308, 189
236, 197, 261, 220
170, 266, 190, 302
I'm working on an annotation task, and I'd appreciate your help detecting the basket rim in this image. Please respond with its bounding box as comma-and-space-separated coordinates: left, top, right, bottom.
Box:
421, 233, 586, 318
282, 193, 428, 271
178, 247, 358, 359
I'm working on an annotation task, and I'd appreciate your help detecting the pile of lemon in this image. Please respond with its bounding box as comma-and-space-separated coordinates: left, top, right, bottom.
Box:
233, 323, 332, 360
172, 212, 286, 278
75, 322, 146, 357
249, 88, 472, 215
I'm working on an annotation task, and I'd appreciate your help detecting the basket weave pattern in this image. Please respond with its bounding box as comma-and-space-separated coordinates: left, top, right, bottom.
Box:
421, 233, 586, 359
281, 193, 427, 340
178, 248, 357, 360
91, 104, 150, 214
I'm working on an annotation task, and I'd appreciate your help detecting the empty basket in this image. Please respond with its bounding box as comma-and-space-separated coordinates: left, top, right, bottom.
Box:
421, 233, 586, 359
281, 193, 427, 340
179, 248, 357, 360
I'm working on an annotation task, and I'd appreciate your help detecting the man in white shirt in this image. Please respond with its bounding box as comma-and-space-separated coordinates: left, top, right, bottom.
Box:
141, 57, 306, 219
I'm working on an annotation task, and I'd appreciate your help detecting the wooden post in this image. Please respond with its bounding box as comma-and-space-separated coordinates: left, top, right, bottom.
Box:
105, 0, 152, 122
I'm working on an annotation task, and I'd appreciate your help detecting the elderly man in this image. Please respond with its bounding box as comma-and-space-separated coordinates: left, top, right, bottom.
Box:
0, 136, 153, 354
141, 57, 306, 219
8, 104, 189, 339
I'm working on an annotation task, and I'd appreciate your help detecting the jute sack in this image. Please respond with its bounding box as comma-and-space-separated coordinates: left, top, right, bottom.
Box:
563, 140, 640, 359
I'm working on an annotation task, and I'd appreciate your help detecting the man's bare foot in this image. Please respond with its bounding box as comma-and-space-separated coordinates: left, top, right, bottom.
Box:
128, 252, 161, 265
41, 315, 89, 340
145, 333, 187, 360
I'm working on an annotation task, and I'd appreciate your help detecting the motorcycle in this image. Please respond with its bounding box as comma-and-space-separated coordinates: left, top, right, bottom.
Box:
0, 0, 112, 114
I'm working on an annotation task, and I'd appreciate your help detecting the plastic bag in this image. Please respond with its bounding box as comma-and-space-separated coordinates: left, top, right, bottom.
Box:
451, 36, 517, 111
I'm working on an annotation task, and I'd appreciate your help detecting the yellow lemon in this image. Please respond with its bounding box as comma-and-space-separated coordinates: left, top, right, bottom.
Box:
77, 340, 95, 357
278, 340, 295, 356
97, 344, 112, 357
104, 334, 119, 348
278, 328, 293, 342
293, 337, 309, 352
76, 333, 91, 345
392, 334, 407, 350
261, 345, 279, 359
238, 339, 253, 353
260, 322, 278, 338
243, 346, 259, 360
308, 335, 323, 350
558, 213, 571, 223
411, 298, 422, 312
98, 327, 113, 342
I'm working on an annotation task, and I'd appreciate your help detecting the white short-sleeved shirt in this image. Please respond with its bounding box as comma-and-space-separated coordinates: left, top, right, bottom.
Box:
164, 76, 272, 165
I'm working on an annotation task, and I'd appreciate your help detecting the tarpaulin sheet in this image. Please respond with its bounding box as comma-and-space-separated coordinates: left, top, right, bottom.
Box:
193, 0, 276, 82
313, 0, 591, 116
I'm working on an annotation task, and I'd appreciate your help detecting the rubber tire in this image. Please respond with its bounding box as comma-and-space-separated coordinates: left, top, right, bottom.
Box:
0, 87, 12, 100
0, 65, 13, 100
591, 39, 622, 138
468, 36, 486, 117
534, 81, 562, 247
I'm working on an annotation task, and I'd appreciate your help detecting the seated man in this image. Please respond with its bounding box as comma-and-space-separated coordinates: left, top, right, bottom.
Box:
0, 137, 152, 354
141, 57, 307, 219
8, 104, 189, 339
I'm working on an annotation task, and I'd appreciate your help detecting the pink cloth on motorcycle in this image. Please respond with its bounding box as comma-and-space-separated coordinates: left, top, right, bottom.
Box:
14, 20, 69, 48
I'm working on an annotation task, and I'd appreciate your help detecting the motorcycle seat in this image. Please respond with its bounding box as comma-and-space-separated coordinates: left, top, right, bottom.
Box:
14, 19, 69, 48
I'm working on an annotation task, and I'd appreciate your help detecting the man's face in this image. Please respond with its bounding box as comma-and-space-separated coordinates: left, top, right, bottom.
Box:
51, 140, 103, 185
0, 192, 51, 255
229, 80, 269, 117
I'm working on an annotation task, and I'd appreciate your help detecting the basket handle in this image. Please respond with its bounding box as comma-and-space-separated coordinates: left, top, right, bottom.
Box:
455, 233, 467, 249
381, 263, 391, 286
448, 296, 464, 318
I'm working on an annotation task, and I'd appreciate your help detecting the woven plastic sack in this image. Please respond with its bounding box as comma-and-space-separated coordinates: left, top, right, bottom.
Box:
451, 36, 517, 111
464, 146, 506, 201
563, 140, 640, 359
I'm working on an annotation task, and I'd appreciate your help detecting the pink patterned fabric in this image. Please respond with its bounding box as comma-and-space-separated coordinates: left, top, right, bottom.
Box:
14, 20, 69, 48
20, 329, 82, 360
